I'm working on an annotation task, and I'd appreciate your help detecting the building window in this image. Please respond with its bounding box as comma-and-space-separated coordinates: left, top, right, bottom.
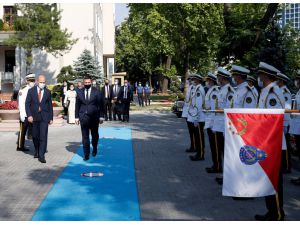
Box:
3, 6, 16, 27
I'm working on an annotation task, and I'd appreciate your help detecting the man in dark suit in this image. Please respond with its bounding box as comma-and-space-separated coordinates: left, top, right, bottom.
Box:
101, 79, 113, 121
111, 79, 121, 121
75, 76, 105, 161
118, 79, 133, 122
25, 75, 53, 163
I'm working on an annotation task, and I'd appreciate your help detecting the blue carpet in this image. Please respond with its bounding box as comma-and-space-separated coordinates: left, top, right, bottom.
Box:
32, 127, 141, 221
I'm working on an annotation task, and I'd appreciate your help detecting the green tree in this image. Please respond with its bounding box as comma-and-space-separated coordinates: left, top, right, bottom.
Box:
116, 3, 224, 93
5, 3, 78, 73
56, 65, 77, 83
73, 49, 102, 80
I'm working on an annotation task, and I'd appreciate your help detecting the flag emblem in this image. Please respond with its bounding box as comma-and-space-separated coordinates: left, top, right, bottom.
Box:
223, 108, 284, 197
239, 145, 267, 165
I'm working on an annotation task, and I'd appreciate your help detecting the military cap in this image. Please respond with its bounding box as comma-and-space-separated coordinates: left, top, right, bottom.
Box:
231, 65, 250, 77
276, 72, 290, 82
217, 67, 231, 78
206, 72, 217, 82
246, 75, 256, 83
191, 73, 203, 81
187, 74, 195, 80
258, 62, 280, 77
25, 73, 36, 80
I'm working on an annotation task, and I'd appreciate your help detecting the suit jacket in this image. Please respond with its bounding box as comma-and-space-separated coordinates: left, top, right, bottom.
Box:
60, 85, 68, 98
118, 85, 133, 103
25, 86, 54, 122
101, 85, 113, 100
111, 85, 121, 99
75, 87, 104, 121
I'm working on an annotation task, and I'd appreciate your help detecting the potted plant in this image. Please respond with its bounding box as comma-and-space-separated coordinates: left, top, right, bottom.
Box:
52, 101, 63, 117
0, 101, 19, 120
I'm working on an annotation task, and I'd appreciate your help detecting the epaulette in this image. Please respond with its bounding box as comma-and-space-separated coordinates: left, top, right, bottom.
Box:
283, 87, 291, 95
246, 85, 252, 91
228, 85, 235, 93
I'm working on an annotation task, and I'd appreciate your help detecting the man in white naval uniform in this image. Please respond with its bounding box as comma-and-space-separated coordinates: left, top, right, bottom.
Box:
247, 75, 259, 100
231, 65, 258, 109
276, 72, 292, 173
255, 62, 285, 221
290, 70, 300, 186
187, 74, 206, 161
212, 67, 235, 179
183, 75, 196, 153
230, 65, 258, 200
204, 72, 222, 173
17, 73, 36, 151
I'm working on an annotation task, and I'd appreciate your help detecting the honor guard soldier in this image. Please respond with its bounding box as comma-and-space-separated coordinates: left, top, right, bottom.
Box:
290, 70, 300, 186
255, 62, 285, 221
277, 72, 292, 173
187, 74, 206, 161
144, 83, 151, 106
231, 65, 258, 200
212, 67, 235, 179
246, 75, 259, 100
136, 82, 144, 107
204, 72, 222, 173
183, 75, 197, 153
17, 73, 36, 151
231, 65, 258, 109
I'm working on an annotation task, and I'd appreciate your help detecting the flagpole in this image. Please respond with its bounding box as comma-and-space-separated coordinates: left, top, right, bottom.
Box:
203, 109, 300, 113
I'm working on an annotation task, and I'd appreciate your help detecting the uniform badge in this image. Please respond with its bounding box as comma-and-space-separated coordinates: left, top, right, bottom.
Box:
239, 145, 267, 165
246, 97, 252, 104
269, 98, 277, 107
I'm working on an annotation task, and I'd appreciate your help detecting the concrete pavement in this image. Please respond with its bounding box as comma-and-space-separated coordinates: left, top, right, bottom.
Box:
0, 111, 299, 220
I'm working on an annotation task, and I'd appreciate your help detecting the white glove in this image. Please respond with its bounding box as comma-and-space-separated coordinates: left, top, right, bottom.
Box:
99, 118, 104, 124
193, 122, 198, 127
20, 115, 25, 122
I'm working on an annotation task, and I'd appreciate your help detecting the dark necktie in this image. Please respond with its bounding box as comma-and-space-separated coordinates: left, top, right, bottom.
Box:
85, 89, 89, 101
124, 87, 127, 99
38, 88, 42, 112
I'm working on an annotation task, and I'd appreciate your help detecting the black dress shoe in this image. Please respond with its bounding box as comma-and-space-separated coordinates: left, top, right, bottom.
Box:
92, 151, 97, 157
206, 167, 222, 173
83, 156, 89, 161
38, 158, 46, 163
232, 197, 254, 200
34, 153, 39, 158
255, 212, 284, 221
282, 169, 291, 174
255, 213, 270, 221
189, 155, 204, 161
16, 147, 30, 152
185, 148, 196, 153
291, 177, 300, 185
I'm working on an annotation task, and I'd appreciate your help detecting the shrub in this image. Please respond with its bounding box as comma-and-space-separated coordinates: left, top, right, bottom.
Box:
0, 19, 3, 30
0, 101, 18, 110
2, 22, 11, 31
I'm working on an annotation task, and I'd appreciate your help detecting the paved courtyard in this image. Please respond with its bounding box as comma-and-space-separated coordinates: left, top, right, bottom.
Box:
0, 111, 299, 221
